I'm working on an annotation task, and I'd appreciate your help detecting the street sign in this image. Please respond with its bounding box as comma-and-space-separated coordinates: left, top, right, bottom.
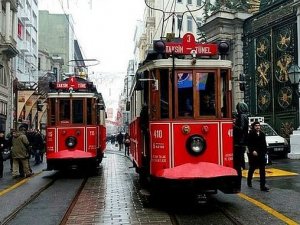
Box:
164, 33, 218, 56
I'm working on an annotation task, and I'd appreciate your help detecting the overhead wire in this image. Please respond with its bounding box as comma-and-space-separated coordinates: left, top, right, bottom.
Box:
57, 0, 87, 60
145, 0, 204, 40
145, 0, 173, 40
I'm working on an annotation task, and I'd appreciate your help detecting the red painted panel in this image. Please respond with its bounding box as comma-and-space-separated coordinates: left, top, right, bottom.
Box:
155, 162, 237, 179
46, 128, 56, 152
86, 127, 97, 153
221, 122, 234, 168
99, 125, 106, 152
173, 123, 219, 167
150, 123, 170, 175
57, 127, 85, 152
130, 119, 142, 167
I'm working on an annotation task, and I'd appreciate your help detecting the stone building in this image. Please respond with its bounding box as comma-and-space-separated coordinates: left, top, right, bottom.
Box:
0, 0, 19, 132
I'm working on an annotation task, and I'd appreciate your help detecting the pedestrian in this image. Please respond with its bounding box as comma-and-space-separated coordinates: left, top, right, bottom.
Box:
124, 133, 130, 156
6, 129, 14, 171
116, 132, 124, 151
11, 129, 33, 178
233, 102, 249, 190
247, 121, 269, 192
32, 130, 45, 165
0, 130, 8, 178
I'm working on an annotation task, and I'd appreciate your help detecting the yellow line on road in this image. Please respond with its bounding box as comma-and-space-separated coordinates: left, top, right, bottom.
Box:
242, 168, 298, 178
0, 179, 29, 196
238, 193, 299, 225
0, 172, 42, 197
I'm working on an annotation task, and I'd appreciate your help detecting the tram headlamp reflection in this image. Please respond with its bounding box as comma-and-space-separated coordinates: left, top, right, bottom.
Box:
186, 135, 206, 156
66, 136, 77, 149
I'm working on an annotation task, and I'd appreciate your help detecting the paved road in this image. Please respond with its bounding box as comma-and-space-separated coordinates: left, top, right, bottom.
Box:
65, 143, 173, 225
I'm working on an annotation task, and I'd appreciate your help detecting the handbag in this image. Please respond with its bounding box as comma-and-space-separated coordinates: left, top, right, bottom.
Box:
2, 149, 11, 161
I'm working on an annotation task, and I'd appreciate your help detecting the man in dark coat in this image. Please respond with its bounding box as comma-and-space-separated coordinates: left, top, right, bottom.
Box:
11, 129, 32, 178
233, 102, 249, 190
116, 132, 124, 151
0, 130, 8, 178
247, 121, 269, 192
32, 130, 45, 165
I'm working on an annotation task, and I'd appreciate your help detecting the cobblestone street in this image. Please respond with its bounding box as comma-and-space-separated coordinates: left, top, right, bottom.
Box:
65, 146, 173, 225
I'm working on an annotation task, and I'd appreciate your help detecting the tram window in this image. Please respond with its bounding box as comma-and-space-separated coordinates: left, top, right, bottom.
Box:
221, 70, 228, 118
59, 99, 70, 122
177, 72, 193, 116
73, 99, 83, 123
160, 69, 169, 118
87, 98, 92, 124
50, 98, 56, 125
197, 72, 216, 116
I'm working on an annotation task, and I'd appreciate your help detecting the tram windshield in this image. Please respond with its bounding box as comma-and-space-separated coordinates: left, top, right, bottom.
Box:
49, 98, 91, 125
177, 71, 216, 117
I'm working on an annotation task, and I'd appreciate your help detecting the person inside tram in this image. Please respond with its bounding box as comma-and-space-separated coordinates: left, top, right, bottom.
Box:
184, 97, 193, 116
200, 93, 215, 115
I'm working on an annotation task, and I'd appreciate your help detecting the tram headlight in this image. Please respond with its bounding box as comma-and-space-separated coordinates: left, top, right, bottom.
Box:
186, 135, 206, 156
65, 136, 77, 149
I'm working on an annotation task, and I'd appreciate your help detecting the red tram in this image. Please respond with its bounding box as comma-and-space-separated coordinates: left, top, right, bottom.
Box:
129, 33, 239, 195
46, 75, 106, 171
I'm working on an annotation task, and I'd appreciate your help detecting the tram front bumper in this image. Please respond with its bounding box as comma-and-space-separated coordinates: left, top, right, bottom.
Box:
152, 162, 240, 194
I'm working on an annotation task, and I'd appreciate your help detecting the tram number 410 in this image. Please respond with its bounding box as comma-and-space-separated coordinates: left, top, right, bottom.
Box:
153, 130, 163, 139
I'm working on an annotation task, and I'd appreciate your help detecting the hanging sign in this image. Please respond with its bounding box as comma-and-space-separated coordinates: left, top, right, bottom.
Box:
164, 33, 218, 56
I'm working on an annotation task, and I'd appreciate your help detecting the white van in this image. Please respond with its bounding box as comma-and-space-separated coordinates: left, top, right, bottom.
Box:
248, 117, 289, 158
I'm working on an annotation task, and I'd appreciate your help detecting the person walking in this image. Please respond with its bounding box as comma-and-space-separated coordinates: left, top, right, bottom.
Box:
233, 102, 249, 190
6, 129, 14, 171
0, 130, 8, 178
32, 130, 45, 165
247, 121, 269, 192
116, 132, 124, 151
124, 133, 130, 156
11, 129, 33, 178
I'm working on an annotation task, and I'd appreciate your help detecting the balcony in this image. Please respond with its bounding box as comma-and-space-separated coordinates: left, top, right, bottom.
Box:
20, 10, 30, 22
19, 41, 29, 52
0, 35, 18, 58
146, 16, 155, 28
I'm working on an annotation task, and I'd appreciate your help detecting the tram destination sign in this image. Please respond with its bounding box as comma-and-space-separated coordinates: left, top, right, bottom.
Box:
55, 76, 87, 90
164, 33, 217, 56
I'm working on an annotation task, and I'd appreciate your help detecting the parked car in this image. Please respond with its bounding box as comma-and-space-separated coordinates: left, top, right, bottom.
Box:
249, 117, 289, 158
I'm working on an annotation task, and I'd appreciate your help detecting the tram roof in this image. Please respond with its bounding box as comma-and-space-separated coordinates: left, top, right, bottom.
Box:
137, 58, 232, 73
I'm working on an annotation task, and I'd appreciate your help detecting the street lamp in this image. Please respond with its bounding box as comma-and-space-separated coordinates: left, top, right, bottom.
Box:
288, 64, 300, 86
288, 63, 300, 159
288, 64, 300, 129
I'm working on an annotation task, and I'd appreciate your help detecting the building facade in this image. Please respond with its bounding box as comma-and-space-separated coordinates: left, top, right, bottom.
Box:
16, 0, 39, 83
38, 10, 75, 79
243, 0, 298, 138
138, 0, 205, 61
0, 0, 19, 132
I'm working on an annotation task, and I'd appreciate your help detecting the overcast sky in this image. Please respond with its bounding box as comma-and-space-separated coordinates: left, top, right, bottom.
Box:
39, 0, 145, 74
39, 0, 145, 117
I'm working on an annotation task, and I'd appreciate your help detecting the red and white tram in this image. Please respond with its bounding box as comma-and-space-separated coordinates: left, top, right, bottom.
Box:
46, 76, 106, 171
129, 33, 239, 194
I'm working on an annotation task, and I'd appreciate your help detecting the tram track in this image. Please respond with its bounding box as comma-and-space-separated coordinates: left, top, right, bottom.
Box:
1, 176, 56, 225
60, 177, 88, 225
164, 195, 245, 225
167, 204, 244, 225
216, 204, 244, 225
1, 171, 88, 225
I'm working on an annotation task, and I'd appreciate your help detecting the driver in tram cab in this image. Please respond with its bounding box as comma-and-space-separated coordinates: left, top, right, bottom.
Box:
184, 97, 193, 116
200, 94, 215, 115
